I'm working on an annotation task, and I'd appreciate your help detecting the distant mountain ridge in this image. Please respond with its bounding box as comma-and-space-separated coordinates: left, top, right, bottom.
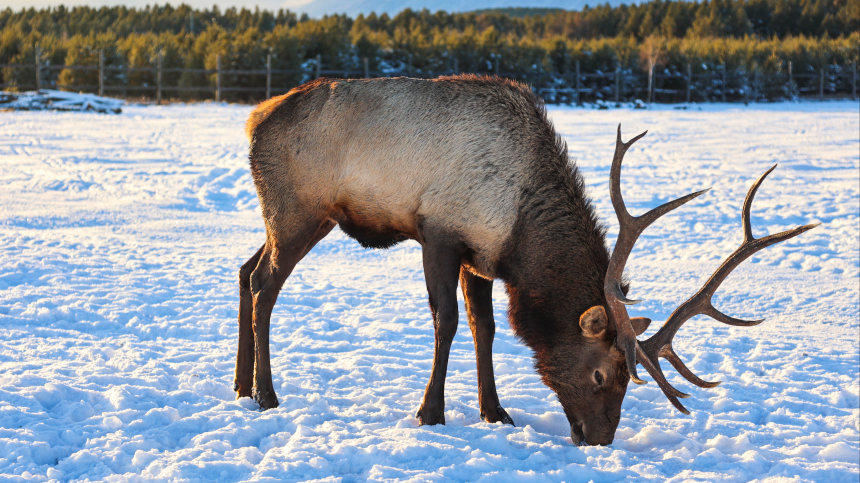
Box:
290, 0, 634, 18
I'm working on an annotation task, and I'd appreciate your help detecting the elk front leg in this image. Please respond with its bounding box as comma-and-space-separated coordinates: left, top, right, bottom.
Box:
460, 268, 514, 426
416, 237, 463, 426
235, 244, 265, 398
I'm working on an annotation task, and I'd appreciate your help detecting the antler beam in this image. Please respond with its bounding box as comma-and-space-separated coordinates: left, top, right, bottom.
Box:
604, 125, 710, 384
635, 165, 819, 413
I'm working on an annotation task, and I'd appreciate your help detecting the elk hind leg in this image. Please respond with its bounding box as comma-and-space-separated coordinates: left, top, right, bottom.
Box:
235, 244, 265, 398
460, 267, 514, 426
250, 218, 334, 410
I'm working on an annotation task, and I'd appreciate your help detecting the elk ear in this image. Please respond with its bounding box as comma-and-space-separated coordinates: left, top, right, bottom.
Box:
579, 306, 609, 339
631, 317, 651, 336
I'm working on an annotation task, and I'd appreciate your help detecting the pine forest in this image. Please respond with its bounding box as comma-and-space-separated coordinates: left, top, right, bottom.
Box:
0, 0, 857, 102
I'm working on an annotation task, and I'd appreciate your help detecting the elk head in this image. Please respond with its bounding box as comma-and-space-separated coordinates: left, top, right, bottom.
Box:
563, 126, 817, 445
540, 304, 653, 446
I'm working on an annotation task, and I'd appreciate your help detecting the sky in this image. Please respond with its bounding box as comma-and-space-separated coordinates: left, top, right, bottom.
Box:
0, 0, 627, 20
0, 1, 311, 11
0, 0, 586, 17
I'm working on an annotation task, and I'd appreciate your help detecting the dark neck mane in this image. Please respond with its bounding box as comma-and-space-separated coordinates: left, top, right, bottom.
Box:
499, 141, 613, 352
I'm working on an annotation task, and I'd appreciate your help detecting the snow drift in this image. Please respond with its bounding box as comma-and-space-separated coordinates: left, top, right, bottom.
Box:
0, 101, 857, 482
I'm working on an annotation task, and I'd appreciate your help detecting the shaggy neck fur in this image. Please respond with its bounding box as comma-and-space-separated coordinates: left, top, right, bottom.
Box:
497, 120, 616, 367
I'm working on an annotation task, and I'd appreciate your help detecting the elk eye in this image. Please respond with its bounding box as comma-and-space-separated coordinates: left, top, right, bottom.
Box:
594, 370, 604, 386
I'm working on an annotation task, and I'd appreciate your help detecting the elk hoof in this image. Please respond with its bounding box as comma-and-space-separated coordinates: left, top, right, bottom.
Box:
233, 382, 252, 398
481, 405, 515, 426
416, 407, 445, 426
252, 388, 279, 410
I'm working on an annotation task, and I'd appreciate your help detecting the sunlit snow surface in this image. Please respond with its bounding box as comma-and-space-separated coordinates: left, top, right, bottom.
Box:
0, 102, 857, 482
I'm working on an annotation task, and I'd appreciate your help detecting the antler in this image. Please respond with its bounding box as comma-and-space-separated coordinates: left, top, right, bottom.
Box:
635, 165, 819, 413
604, 125, 710, 385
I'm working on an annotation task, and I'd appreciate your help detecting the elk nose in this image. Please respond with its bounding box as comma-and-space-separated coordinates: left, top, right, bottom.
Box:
570, 422, 585, 445
572, 422, 614, 446
583, 425, 614, 446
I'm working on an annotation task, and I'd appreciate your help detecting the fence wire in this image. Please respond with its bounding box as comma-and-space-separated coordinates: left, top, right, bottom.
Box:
1, 56, 857, 104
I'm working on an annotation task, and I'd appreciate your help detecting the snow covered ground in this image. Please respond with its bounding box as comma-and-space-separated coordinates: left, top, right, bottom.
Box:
0, 100, 857, 482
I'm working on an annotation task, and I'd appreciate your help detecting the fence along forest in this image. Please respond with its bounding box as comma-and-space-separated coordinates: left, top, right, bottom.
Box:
0, 0, 857, 104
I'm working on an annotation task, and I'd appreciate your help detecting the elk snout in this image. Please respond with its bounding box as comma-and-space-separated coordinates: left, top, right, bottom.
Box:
570, 422, 614, 446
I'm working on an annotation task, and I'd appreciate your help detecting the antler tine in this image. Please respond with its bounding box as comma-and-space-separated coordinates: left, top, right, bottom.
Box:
637, 166, 819, 411
605, 125, 710, 384
661, 345, 721, 388
743, 164, 777, 243
704, 305, 764, 327
635, 345, 692, 414
608, 124, 649, 224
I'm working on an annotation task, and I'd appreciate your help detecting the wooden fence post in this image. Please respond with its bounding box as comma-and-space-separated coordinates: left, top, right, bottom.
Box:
266, 52, 271, 99
788, 61, 794, 100
156, 51, 162, 104
647, 59, 654, 104
853, 61, 857, 101
315, 54, 321, 79
614, 66, 620, 103
753, 66, 758, 102
819, 66, 824, 101
495, 57, 500, 76
686, 63, 691, 103
575, 60, 581, 106
99, 50, 104, 96
721, 62, 727, 102
364, 57, 369, 78
35, 45, 41, 91
453, 57, 458, 74
408, 54, 412, 75
216, 54, 221, 102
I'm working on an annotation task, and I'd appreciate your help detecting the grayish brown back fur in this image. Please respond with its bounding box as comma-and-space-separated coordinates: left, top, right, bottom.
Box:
246, 75, 586, 281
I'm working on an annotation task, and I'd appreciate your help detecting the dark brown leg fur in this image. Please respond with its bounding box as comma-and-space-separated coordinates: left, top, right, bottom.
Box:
460, 268, 514, 426
235, 244, 265, 397
415, 230, 463, 425
245, 218, 335, 410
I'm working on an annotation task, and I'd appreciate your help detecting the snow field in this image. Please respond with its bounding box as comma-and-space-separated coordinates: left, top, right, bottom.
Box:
0, 101, 857, 482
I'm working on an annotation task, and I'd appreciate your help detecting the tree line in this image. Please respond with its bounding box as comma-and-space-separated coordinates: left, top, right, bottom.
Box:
0, 1, 857, 100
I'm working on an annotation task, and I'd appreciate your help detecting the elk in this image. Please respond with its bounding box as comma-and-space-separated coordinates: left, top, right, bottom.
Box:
234, 75, 817, 446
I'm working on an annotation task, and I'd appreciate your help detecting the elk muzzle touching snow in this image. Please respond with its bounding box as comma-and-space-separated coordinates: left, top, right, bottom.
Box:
234, 75, 818, 446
